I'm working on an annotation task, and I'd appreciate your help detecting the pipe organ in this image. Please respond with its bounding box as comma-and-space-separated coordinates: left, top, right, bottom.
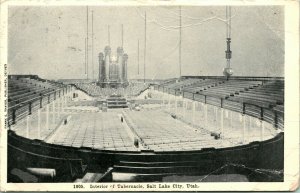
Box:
98, 46, 128, 88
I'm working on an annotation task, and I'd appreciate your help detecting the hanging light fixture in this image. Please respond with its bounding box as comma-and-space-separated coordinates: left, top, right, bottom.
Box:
223, 6, 233, 78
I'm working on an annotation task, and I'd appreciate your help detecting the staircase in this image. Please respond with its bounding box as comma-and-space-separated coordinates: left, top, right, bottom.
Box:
106, 95, 128, 108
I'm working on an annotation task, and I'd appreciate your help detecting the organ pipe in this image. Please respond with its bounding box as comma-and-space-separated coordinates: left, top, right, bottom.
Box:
123, 54, 128, 81
98, 53, 104, 81
104, 46, 111, 81
117, 47, 124, 81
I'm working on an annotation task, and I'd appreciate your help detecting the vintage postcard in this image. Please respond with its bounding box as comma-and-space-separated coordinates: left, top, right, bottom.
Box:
0, 0, 299, 191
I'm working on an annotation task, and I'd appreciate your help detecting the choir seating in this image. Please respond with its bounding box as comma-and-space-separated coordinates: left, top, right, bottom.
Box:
75, 82, 149, 97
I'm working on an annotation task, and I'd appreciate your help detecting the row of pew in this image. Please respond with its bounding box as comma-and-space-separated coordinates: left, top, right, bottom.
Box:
163, 78, 283, 106
124, 109, 226, 151
157, 78, 284, 130
75, 83, 149, 97
7, 77, 69, 127
8, 78, 65, 107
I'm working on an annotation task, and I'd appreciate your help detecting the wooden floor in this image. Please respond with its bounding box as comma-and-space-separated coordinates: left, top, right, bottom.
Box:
124, 107, 278, 151
11, 103, 279, 152
47, 111, 137, 151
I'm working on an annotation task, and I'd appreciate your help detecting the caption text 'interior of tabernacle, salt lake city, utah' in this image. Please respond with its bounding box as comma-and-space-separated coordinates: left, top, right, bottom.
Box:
7, 5, 284, 182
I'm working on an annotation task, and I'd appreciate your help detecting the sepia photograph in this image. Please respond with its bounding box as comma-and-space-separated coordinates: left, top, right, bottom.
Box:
0, 0, 299, 191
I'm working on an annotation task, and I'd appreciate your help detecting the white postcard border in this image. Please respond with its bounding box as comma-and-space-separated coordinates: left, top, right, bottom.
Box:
0, 0, 299, 191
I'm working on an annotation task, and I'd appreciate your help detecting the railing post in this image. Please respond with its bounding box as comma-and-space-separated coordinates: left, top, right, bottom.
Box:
274, 111, 278, 129
260, 107, 264, 140
40, 97, 43, 108
12, 108, 16, 125
221, 98, 224, 109
29, 102, 32, 115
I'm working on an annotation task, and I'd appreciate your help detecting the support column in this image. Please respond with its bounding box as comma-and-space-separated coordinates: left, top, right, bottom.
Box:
260, 120, 264, 141
215, 107, 218, 130
242, 114, 246, 144
52, 101, 56, 125
65, 95, 68, 110
230, 111, 233, 130
175, 96, 178, 115
183, 99, 186, 119
37, 108, 41, 139
173, 95, 176, 111
162, 93, 165, 108
60, 97, 63, 113
165, 93, 168, 107
204, 103, 208, 129
26, 115, 30, 138
46, 104, 49, 130
249, 116, 251, 140
168, 94, 171, 112
186, 100, 189, 118
192, 101, 196, 125
220, 108, 224, 139
57, 99, 60, 120
62, 96, 65, 113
